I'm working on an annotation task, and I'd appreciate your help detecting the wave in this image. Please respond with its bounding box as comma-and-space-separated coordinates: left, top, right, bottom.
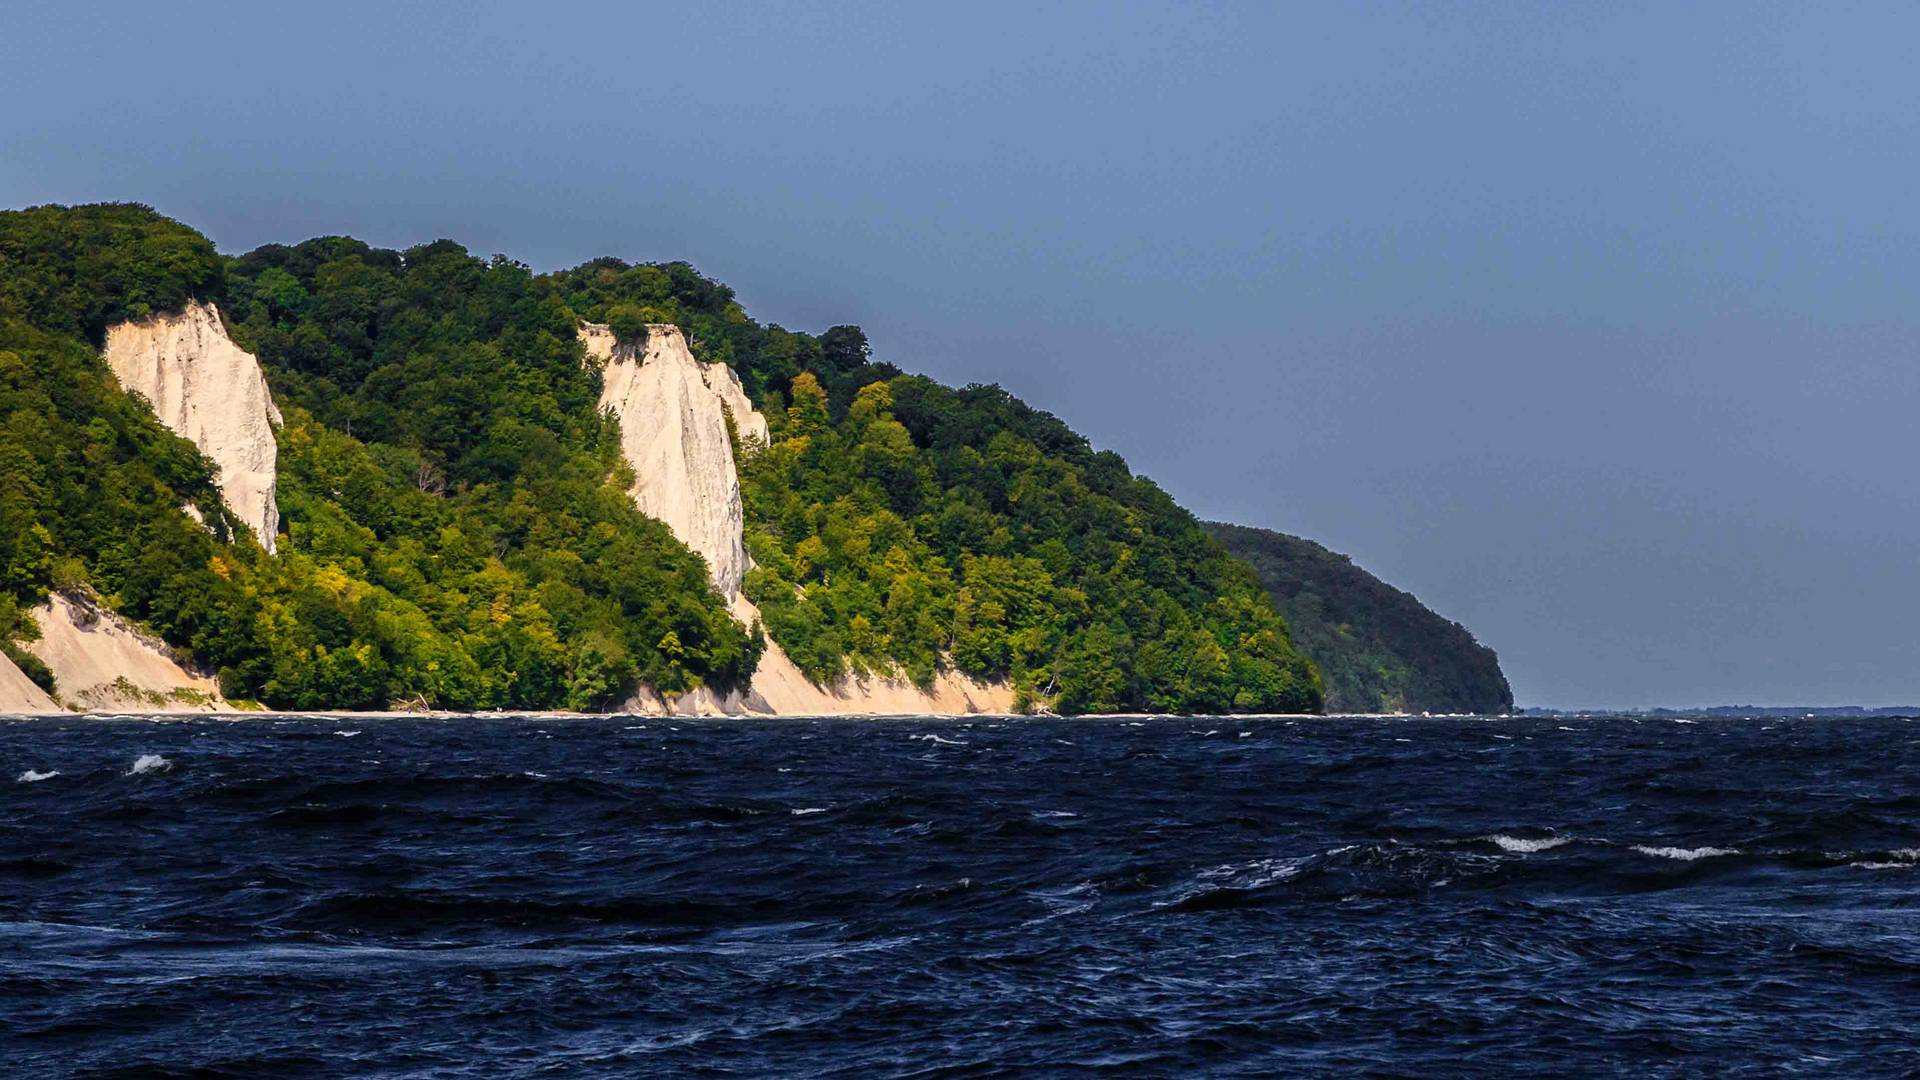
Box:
1485, 834, 1572, 854
127, 754, 172, 776
17, 768, 58, 783
790, 807, 827, 816
1629, 844, 1741, 861
909, 733, 966, 746
1848, 848, 1920, 870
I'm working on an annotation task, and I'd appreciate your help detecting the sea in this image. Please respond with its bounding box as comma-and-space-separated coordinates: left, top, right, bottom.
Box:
3, 713, 1917, 1077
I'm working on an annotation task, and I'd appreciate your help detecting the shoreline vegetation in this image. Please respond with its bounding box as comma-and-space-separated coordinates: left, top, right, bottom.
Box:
1, 202, 1507, 717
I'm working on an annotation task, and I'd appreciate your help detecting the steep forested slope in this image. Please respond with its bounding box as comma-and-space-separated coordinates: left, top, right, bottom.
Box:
1207, 523, 1512, 714
548, 264, 1322, 713
0, 202, 1323, 713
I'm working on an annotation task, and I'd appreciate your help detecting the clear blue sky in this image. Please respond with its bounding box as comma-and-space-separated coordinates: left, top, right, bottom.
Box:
5, 2, 1917, 707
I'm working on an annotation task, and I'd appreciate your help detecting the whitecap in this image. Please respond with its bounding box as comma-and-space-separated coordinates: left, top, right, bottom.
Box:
127, 754, 172, 776
1631, 844, 1739, 861
1238, 731, 1253, 738
17, 769, 58, 783
790, 807, 827, 816
910, 733, 966, 746
1848, 849, 1920, 869
334, 730, 361, 737
1487, 834, 1571, 854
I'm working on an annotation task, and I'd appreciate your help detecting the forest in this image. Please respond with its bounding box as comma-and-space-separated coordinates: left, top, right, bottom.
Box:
1208, 522, 1512, 714
0, 203, 1323, 713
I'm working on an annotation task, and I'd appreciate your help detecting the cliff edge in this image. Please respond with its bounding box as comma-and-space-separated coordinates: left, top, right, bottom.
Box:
103, 301, 282, 552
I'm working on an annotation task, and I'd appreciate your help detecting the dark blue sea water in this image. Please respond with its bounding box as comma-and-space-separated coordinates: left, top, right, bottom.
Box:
3, 715, 1919, 1077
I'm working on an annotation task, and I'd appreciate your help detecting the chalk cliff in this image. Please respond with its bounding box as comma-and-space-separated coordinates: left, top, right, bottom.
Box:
23, 593, 225, 712
103, 301, 282, 552
586, 323, 755, 597
585, 322, 1010, 715
0, 652, 58, 713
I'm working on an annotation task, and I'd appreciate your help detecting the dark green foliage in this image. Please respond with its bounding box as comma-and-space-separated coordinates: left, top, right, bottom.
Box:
736, 373, 1323, 714
1208, 522, 1513, 714
543, 259, 900, 412
222, 236, 758, 708
0, 205, 754, 711
0, 203, 224, 343
3, 202, 1328, 715
0, 310, 256, 700
542, 256, 1321, 712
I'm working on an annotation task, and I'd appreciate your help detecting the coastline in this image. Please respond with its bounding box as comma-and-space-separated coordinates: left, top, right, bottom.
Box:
0, 709, 1440, 721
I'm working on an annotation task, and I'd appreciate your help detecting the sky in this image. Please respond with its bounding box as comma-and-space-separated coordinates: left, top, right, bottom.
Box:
4, 2, 1917, 707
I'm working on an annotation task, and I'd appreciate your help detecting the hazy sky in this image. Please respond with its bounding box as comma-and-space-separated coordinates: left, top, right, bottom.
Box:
5, 2, 1917, 707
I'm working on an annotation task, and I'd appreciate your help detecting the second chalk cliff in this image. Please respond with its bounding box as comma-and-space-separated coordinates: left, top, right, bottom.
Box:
585, 322, 755, 597
584, 322, 1009, 715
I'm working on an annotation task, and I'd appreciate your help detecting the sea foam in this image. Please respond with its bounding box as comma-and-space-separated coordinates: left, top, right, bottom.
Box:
1487, 834, 1572, 854
17, 769, 59, 783
1630, 844, 1739, 861
127, 754, 172, 776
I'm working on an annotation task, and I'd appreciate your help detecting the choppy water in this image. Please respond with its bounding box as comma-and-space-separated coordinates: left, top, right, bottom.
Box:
3, 714, 1919, 1077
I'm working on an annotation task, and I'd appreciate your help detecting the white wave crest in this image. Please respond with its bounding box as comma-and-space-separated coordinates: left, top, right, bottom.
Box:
334, 730, 361, 737
1488, 834, 1571, 854
910, 733, 966, 746
1852, 849, 1920, 869
790, 807, 827, 816
127, 754, 172, 776
1631, 844, 1739, 861
17, 769, 59, 783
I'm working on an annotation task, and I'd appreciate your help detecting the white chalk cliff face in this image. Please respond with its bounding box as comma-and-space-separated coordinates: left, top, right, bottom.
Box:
585, 322, 757, 597
23, 593, 225, 713
584, 322, 1011, 715
104, 301, 282, 553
